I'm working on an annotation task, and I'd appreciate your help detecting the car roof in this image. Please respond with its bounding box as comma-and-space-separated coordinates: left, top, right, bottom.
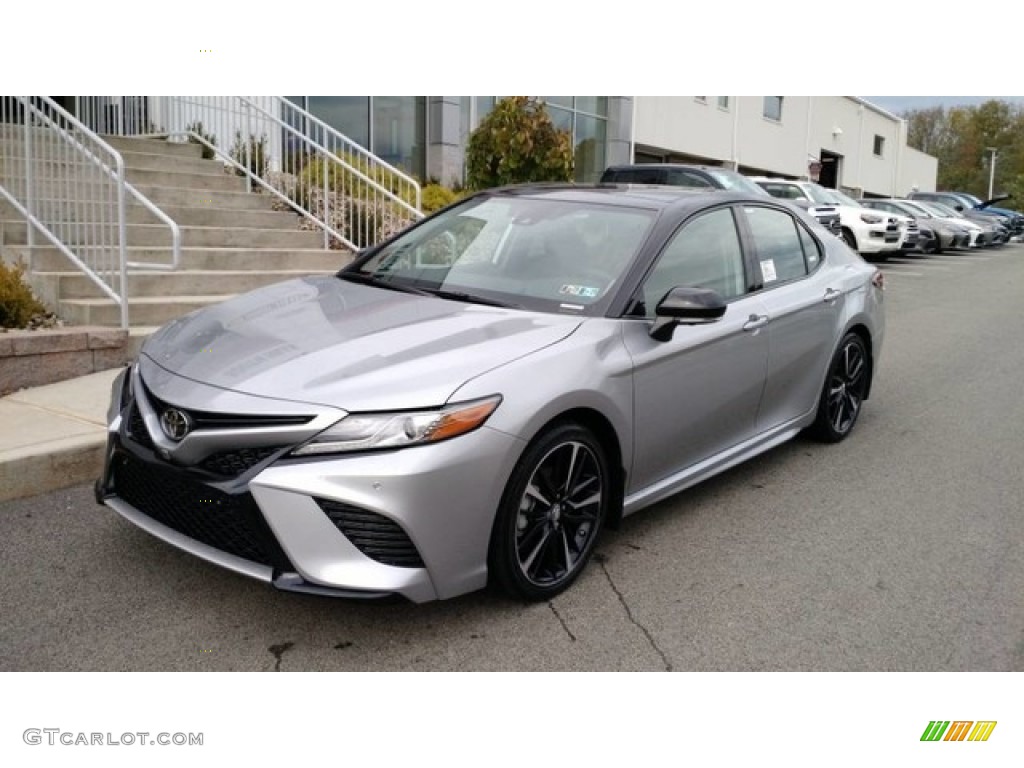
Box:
603, 163, 734, 173
479, 182, 777, 213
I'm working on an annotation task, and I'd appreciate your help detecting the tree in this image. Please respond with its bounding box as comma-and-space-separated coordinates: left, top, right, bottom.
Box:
465, 97, 574, 190
903, 99, 1024, 203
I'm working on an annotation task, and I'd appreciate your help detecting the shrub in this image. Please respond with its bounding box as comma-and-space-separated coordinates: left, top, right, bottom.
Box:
465, 96, 574, 190
230, 131, 269, 178
298, 150, 418, 210
421, 183, 459, 213
185, 121, 217, 160
0, 260, 47, 329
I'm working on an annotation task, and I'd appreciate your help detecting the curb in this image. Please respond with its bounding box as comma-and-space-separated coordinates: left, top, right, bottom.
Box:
0, 435, 105, 503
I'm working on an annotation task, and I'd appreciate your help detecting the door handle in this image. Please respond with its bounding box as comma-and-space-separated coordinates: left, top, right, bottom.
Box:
824, 288, 842, 303
743, 314, 769, 332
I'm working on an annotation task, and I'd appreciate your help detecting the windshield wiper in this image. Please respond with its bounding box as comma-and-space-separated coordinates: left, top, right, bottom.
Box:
425, 288, 520, 308
338, 271, 434, 296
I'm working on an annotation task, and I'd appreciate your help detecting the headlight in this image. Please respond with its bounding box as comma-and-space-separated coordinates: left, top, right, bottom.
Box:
291, 395, 502, 456
860, 213, 883, 224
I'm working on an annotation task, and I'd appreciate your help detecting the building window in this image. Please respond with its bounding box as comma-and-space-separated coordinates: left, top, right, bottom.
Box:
372, 96, 425, 178
718, 97, 730, 110
873, 135, 885, 157
763, 96, 783, 122
299, 96, 426, 178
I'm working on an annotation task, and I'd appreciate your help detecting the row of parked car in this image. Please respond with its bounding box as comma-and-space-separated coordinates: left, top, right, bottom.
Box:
599, 164, 1024, 260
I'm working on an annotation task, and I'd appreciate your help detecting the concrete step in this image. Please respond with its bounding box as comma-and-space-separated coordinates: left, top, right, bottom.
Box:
1, 134, 205, 160
60, 294, 239, 326
0, 184, 281, 212
0, 150, 223, 176
100, 136, 206, 159
1, 167, 250, 193
14, 246, 350, 272
2, 221, 323, 248
123, 167, 248, 191
34, 269, 326, 299
1, 202, 302, 229
124, 204, 301, 228
132, 184, 279, 210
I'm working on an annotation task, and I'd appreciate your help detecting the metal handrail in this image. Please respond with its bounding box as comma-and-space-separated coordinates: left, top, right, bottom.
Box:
92, 96, 424, 252
0, 97, 183, 328
270, 97, 423, 214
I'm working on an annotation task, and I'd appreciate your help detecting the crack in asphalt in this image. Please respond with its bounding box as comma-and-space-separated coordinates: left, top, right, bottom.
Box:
548, 602, 577, 642
268, 641, 294, 672
596, 555, 673, 671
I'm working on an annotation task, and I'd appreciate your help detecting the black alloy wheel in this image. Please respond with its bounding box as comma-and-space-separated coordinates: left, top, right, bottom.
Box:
811, 332, 870, 443
489, 424, 609, 600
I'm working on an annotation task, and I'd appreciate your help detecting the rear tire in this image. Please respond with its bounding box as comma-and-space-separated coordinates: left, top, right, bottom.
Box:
810, 333, 871, 443
489, 423, 609, 601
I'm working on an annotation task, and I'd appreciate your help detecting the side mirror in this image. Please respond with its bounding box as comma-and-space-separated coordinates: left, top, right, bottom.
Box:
650, 286, 727, 341
954, 204, 964, 212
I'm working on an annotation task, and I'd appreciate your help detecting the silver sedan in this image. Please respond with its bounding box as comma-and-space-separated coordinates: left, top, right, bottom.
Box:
97, 185, 886, 602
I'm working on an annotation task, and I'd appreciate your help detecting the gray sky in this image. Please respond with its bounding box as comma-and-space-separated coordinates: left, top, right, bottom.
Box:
862, 96, 1024, 115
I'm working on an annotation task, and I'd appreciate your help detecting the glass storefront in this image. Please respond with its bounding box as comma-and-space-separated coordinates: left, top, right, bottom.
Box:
289, 96, 425, 179
462, 96, 610, 183
291, 96, 609, 185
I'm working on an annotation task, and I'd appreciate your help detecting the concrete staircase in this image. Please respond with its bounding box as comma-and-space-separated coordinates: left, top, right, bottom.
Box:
1, 135, 352, 342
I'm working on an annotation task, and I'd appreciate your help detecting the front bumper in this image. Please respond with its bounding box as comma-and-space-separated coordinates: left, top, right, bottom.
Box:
97, 364, 525, 602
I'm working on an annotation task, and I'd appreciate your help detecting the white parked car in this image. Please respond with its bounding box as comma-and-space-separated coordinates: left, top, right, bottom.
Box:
750, 178, 909, 258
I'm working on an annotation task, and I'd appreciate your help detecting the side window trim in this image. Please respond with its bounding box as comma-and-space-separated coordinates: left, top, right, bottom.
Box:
735, 204, 825, 293
626, 204, 751, 318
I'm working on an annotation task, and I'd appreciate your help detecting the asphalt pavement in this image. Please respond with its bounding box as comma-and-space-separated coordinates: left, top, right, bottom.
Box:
1, 243, 1022, 671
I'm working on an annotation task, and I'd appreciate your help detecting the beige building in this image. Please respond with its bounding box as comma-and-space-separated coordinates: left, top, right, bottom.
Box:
632, 96, 937, 198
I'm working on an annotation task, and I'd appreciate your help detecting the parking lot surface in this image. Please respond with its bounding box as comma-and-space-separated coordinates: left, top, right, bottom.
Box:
1, 244, 1022, 671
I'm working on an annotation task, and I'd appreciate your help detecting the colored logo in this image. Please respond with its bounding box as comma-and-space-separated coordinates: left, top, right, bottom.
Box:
921, 721, 997, 742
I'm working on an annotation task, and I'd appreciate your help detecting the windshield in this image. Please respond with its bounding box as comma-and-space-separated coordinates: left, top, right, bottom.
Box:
349, 195, 656, 315
824, 187, 862, 207
958, 193, 983, 206
923, 201, 964, 218
704, 169, 770, 196
895, 200, 933, 218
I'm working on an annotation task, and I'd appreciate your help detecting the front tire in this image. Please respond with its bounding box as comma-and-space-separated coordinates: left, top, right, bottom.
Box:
810, 332, 870, 443
489, 423, 610, 601
841, 227, 858, 252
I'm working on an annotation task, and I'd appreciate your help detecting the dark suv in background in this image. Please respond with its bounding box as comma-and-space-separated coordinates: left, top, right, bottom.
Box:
600, 163, 843, 237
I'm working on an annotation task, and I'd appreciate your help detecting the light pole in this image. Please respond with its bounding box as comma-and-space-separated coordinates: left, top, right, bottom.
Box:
986, 147, 998, 199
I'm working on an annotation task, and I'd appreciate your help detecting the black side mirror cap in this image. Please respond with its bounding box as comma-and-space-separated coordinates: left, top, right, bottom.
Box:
650, 286, 727, 341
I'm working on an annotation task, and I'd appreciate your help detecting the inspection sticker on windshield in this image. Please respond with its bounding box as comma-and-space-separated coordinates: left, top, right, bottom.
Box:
559, 284, 600, 299
760, 259, 778, 282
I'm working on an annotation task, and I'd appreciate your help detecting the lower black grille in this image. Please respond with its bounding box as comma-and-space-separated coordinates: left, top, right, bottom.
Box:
316, 499, 424, 568
112, 453, 291, 569
200, 446, 284, 477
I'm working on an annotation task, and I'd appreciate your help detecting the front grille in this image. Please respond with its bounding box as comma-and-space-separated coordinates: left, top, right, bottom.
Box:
316, 499, 424, 568
113, 452, 291, 569
200, 446, 284, 477
142, 383, 313, 430
127, 404, 155, 450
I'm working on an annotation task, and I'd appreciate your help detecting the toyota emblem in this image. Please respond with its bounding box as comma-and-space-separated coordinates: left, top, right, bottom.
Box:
160, 408, 192, 441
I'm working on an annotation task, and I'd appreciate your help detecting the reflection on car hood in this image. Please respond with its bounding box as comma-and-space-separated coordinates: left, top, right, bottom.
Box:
141, 276, 583, 411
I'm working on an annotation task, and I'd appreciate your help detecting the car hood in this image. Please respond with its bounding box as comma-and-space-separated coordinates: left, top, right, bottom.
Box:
141, 275, 583, 411
977, 194, 1011, 209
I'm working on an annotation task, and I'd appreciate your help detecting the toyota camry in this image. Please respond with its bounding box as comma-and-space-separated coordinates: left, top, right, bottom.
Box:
96, 185, 885, 602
